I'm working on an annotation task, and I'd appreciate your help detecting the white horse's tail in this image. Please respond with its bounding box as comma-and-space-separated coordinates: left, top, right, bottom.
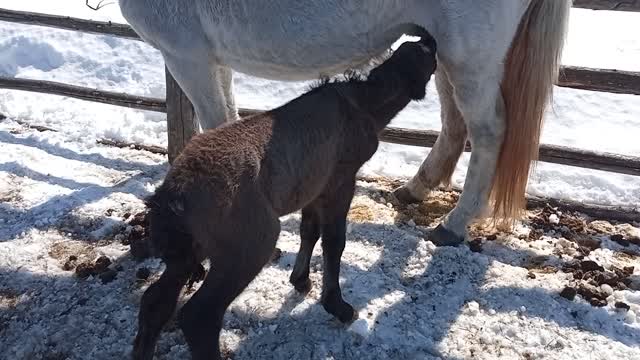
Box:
490, 0, 572, 224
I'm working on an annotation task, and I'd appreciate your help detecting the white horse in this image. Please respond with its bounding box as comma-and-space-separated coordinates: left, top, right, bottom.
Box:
119, 0, 572, 246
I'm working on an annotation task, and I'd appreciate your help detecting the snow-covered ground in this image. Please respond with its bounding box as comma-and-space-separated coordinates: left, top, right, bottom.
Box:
0, 2, 639, 360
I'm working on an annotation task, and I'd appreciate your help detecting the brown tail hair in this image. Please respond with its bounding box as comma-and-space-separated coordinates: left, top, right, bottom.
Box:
491, 0, 572, 225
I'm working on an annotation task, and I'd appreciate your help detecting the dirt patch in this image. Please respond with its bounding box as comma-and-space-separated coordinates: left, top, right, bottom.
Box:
115, 210, 151, 261
348, 204, 376, 223
394, 194, 456, 227
614, 249, 640, 262
528, 205, 588, 240
74, 255, 119, 284
523, 255, 560, 274
0, 174, 24, 206
48, 241, 96, 268
0, 288, 21, 309
357, 176, 404, 191
0, 288, 25, 334
357, 180, 639, 313
561, 259, 635, 306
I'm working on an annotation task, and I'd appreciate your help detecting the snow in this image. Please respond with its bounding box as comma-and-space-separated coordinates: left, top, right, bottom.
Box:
0, 2, 639, 360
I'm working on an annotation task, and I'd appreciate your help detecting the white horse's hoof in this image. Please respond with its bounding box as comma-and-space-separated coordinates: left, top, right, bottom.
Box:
393, 186, 422, 204
430, 224, 465, 247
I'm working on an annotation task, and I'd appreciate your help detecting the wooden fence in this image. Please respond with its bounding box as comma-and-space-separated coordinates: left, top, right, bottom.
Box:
0, 2, 639, 173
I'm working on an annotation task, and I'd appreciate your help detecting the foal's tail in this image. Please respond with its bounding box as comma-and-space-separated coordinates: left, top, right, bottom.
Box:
490, 0, 572, 224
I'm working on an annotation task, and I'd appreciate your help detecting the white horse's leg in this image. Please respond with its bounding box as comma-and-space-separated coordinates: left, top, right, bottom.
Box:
217, 66, 240, 121
163, 54, 232, 130
430, 67, 506, 246
408, 0, 570, 246
394, 66, 467, 202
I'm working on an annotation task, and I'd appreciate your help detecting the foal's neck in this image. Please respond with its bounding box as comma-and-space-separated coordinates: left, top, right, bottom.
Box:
349, 79, 412, 132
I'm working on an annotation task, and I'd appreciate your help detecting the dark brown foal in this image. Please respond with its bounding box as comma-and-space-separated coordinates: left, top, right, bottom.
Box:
133, 31, 437, 360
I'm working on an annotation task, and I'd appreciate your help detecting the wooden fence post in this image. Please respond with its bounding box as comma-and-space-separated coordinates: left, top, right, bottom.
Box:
165, 67, 196, 163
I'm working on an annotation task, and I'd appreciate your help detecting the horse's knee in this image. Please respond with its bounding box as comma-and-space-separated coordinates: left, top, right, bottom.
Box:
467, 118, 504, 150
469, 97, 506, 154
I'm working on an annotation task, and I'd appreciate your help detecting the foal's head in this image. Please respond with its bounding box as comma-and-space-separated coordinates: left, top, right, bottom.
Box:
369, 32, 437, 100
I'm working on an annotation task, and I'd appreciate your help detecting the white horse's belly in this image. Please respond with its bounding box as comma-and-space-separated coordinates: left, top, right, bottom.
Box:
220, 45, 387, 81
200, 1, 415, 80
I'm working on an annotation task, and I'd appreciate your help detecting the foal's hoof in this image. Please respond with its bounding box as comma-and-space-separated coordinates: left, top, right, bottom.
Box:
392, 186, 422, 204
291, 277, 312, 294
429, 224, 465, 247
323, 298, 357, 324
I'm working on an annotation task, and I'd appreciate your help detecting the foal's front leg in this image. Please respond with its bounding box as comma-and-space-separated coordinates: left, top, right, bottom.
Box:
318, 180, 357, 323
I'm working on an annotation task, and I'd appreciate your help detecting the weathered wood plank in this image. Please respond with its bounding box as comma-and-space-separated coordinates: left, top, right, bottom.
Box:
0, 8, 141, 39
573, 0, 640, 12
559, 66, 640, 95
378, 127, 640, 177
2, 76, 639, 176
165, 68, 196, 163
97, 138, 167, 155
0, 76, 165, 112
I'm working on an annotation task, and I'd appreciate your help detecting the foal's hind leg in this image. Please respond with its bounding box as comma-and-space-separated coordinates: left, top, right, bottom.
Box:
133, 259, 194, 360
163, 53, 235, 131
179, 212, 280, 359
290, 205, 321, 294
394, 67, 467, 203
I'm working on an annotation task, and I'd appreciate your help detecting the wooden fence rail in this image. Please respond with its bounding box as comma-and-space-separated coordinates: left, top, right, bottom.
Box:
573, 0, 640, 12
0, 8, 140, 40
3, 75, 640, 177
559, 66, 640, 95
4, 66, 639, 114
0, 76, 165, 112
378, 128, 640, 177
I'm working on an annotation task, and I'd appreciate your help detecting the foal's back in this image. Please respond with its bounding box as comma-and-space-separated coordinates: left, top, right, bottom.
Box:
166, 85, 371, 219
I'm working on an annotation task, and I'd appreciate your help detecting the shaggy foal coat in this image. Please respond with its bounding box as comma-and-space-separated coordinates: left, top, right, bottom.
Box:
133, 37, 437, 360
